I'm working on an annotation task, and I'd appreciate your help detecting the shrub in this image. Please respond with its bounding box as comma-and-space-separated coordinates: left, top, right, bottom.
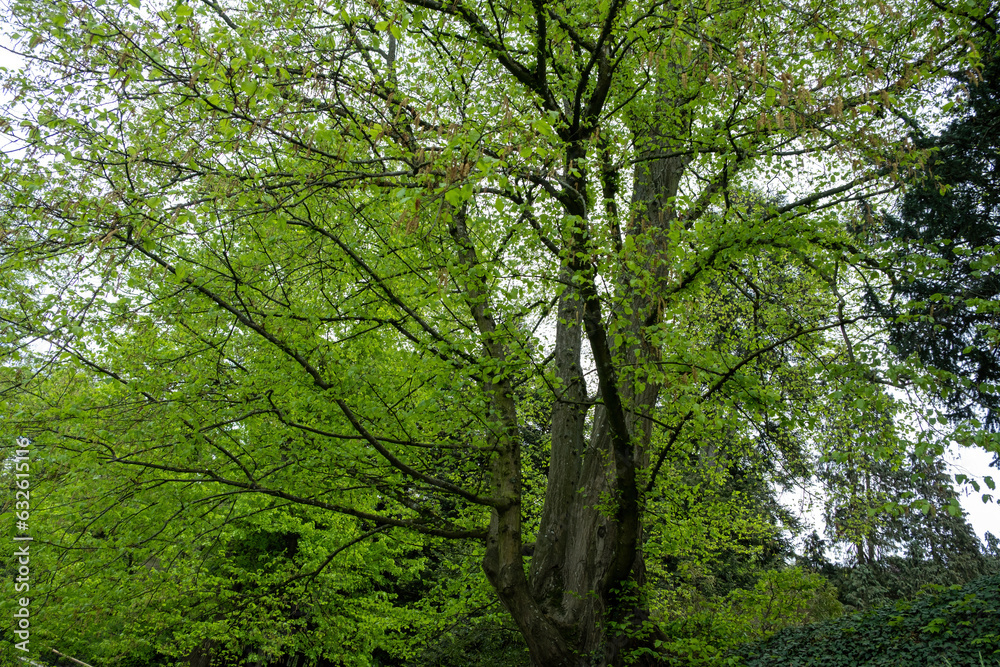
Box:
734, 573, 1000, 666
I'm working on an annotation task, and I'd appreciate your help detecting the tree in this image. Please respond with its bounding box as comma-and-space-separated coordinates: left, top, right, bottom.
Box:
817, 445, 999, 609
871, 1, 1000, 441
0, 0, 989, 665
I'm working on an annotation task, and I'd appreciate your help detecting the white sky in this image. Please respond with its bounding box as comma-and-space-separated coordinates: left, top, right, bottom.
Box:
949, 446, 999, 541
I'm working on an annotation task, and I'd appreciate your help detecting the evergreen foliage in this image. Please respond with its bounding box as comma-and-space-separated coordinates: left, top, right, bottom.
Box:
872, 6, 1000, 437
734, 573, 1000, 666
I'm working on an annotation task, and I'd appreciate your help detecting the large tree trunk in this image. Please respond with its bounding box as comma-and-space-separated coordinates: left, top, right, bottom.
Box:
492, 122, 689, 665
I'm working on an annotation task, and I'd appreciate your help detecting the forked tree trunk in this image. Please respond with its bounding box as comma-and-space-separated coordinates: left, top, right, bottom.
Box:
483, 122, 689, 665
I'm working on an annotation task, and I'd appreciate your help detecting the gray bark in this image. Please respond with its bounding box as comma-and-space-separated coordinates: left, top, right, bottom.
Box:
507, 107, 691, 664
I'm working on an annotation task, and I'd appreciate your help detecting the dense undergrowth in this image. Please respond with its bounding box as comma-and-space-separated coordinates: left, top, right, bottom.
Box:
733, 573, 1000, 667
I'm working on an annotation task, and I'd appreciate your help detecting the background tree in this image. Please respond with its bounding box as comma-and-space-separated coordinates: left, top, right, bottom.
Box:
870, 1, 1000, 445
816, 445, 999, 609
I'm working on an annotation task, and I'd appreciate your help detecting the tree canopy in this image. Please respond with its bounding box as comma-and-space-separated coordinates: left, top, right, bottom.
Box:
1, 0, 998, 665
872, 4, 1000, 439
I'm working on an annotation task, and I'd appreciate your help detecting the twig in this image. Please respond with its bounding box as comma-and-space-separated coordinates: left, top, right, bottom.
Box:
49, 649, 95, 667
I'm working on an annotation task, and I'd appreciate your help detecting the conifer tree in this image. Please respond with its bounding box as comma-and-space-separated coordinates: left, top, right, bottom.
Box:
874, 6, 1000, 440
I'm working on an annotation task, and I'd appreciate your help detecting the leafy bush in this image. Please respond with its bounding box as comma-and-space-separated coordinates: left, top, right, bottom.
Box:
654, 567, 843, 665
398, 615, 528, 667
734, 573, 1000, 666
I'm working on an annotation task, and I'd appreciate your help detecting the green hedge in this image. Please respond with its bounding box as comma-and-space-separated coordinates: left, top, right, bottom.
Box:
734, 574, 1000, 666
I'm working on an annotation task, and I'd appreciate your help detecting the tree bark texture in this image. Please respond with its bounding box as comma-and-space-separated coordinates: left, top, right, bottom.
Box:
492, 122, 688, 665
